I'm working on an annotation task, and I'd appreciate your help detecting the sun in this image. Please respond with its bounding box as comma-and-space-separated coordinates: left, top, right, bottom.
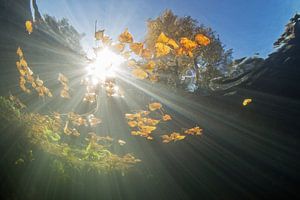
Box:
86, 47, 125, 84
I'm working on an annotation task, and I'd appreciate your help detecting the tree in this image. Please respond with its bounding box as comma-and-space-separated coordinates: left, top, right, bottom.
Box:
145, 10, 232, 90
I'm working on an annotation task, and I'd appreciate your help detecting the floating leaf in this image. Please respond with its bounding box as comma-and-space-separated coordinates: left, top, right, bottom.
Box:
140, 125, 156, 134
128, 121, 138, 127
141, 118, 160, 126
141, 48, 152, 59
118, 139, 126, 146
131, 130, 141, 136
118, 29, 133, 43
130, 42, 143, 55
145, 61, 156, 73
161, 132, 185, 143
95, 29, 104, 40
25, 20, 33, 34
111, 43, 125, 53
127, 59, 137, 67
162, 114, 172, 121
125, 113, 137, 120
149, 102, 162, 111
149, 74, 159, 82
132, 68, 148, 80
184, 126, 202, 135
16, 47, 23, 58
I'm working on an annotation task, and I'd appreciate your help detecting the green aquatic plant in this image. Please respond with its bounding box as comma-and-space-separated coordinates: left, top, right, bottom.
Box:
0, 96, 140, 177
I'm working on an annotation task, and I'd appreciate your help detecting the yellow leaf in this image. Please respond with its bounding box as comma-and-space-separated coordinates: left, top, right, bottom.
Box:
20, 58, 28, 67
131, 131, 141, 136
16, 47, 23, 58
140, 125, 156, 134
180, 37, 197, 50
157, 32, 179, 49
149, 102, 162, 111
155, 42, 171, 57
162, 132, 185, 143
142, 118, 160, 126
132, 68, 148, 80
184, 126, 203, 135
157, 32, 169, 43
25, 20, 33, 34
195, 34, 211, 46
243, 98, 252, 106
145, 61, 155, 70
118, 28, 133, 43
149, 74, 158, 83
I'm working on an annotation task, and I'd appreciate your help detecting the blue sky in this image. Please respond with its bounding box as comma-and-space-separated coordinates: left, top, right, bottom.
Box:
38, 0, 299, 59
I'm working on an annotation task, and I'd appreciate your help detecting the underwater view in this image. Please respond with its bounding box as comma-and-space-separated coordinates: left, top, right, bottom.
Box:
0, 0, 300, 199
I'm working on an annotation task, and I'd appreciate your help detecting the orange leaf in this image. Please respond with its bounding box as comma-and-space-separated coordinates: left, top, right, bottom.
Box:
130, 42, 143, 55
16, 47, 23, 58
128, 121, 138, 127
180, 37, 197, 50
132, 68, 148, 80
118, 28, 133, 43
162, 114, 172, 121
141, 48, 152, 59
149, 102, 162, 111
157, 32, 179, 49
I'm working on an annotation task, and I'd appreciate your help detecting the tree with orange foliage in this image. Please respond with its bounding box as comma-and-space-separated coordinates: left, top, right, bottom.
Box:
145, 10, 233, 91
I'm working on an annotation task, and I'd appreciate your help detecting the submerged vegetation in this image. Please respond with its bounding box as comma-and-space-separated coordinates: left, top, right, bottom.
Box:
0, 96, 141, 177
